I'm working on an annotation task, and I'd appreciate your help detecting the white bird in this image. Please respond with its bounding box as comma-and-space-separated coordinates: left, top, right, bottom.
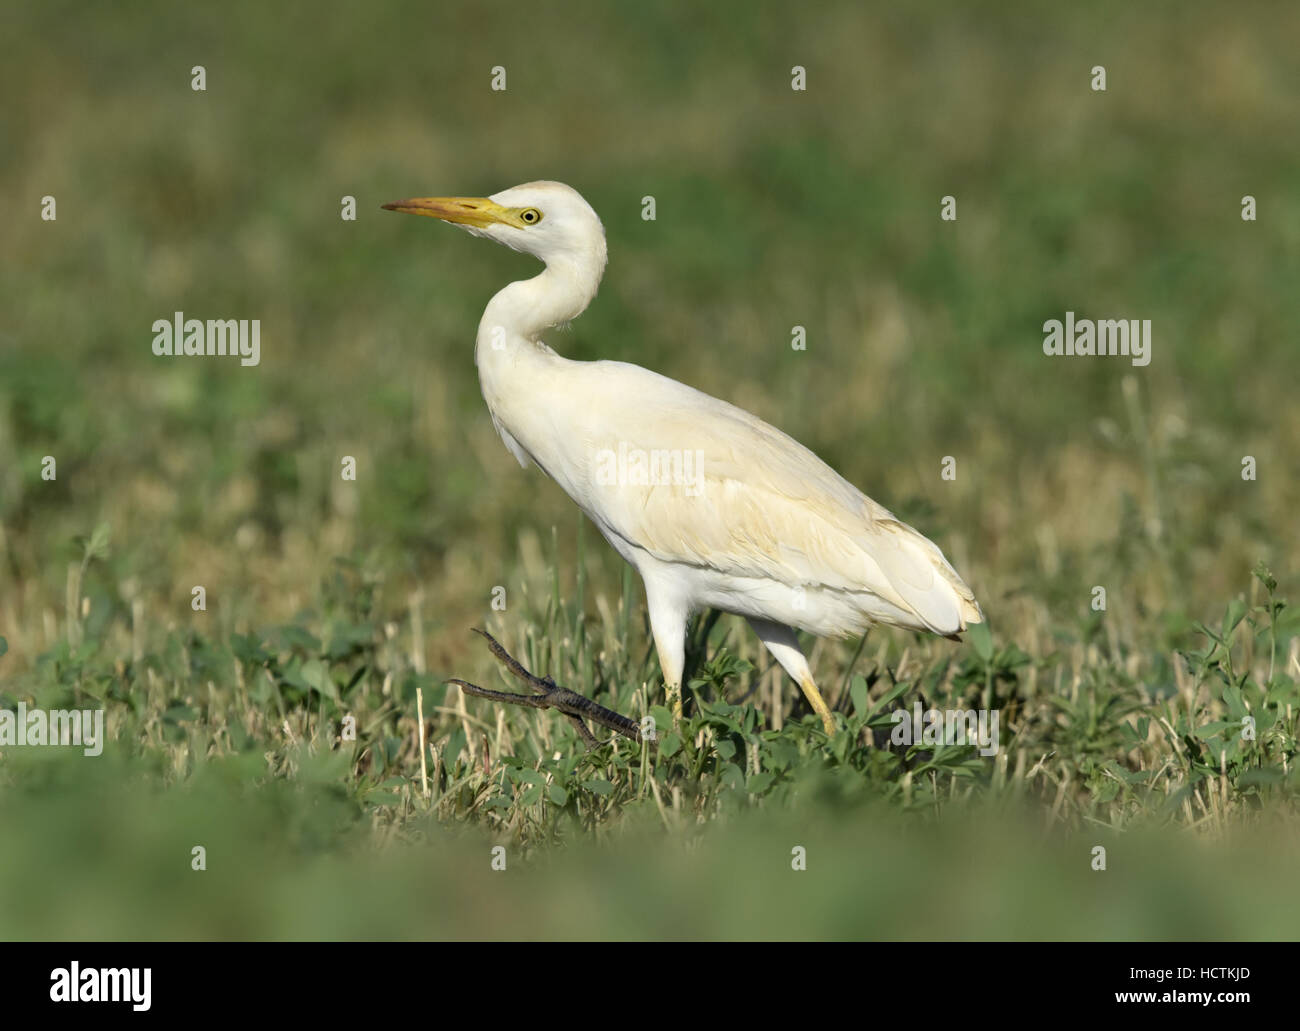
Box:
384, 181, 982, 734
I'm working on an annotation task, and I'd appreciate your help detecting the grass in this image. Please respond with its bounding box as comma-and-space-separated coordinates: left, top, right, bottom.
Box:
1, 0, 1299, 938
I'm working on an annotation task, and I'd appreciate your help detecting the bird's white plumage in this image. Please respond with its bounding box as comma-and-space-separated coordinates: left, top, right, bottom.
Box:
497, 353, 978, 638
388, 180, 982, 732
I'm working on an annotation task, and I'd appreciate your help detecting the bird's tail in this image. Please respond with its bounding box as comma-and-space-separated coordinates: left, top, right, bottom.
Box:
871, 519, 983, 636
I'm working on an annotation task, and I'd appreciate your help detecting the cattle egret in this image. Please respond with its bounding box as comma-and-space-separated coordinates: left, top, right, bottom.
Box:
384, 181, 982, 735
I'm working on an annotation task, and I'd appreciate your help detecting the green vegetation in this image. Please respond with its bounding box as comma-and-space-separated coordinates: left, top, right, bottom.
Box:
1, 0, 1298, 938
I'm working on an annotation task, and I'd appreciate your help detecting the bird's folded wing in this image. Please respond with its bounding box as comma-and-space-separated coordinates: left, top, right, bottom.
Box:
566, 363, 980, 634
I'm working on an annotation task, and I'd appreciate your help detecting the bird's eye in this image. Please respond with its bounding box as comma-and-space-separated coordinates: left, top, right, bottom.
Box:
519, 208, 542, 225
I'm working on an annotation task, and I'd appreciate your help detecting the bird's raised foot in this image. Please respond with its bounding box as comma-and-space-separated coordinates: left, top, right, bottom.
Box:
448, 628, 643, 748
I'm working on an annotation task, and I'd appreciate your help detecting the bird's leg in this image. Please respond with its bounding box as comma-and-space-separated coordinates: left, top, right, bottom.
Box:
448, 628, 642, 746
746, 617, 839, 736
666, 682, 683, 724
797, 675, 836, 736
643, 580, 688, 727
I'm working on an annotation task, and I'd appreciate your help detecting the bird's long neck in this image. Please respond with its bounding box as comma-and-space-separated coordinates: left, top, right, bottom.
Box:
474, 250, 605, 456
477, 252, 604, 348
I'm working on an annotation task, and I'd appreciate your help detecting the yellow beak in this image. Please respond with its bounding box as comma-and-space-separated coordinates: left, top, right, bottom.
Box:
381, 196, 509, 229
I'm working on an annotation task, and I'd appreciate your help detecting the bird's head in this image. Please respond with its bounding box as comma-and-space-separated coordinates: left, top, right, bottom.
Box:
383, 180, 607, 275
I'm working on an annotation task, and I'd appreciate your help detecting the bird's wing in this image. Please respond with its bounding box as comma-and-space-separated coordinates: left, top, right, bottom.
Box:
550, 360, 981, 635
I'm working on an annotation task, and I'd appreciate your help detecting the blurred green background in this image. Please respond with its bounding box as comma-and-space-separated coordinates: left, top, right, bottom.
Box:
1, 0, 1298, 938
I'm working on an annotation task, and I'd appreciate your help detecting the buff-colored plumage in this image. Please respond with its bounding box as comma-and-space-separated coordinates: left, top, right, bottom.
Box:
385, 181, 982, 733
